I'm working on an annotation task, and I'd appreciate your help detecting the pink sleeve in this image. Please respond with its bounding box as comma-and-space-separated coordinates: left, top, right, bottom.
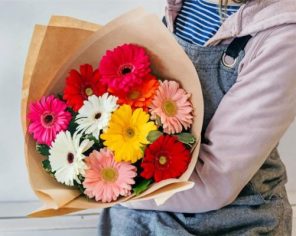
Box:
120, 25, 296, 213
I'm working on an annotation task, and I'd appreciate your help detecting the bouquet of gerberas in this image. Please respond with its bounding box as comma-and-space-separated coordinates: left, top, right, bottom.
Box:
21, 8, 203, 217
28, 43, 196, 203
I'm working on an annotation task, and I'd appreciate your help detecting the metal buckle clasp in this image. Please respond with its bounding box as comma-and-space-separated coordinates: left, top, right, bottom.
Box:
222, 53, 237, 68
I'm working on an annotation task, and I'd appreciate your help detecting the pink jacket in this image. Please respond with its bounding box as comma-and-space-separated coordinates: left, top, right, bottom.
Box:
121, 0, 296, 213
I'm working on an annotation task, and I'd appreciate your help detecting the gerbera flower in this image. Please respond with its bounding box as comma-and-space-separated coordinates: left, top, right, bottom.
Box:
83, 148, 137, 203
76, 93, 118, 138
63, 64, 107, 112
28, 95, 72, 146
49, 131, 94, 186
141, 135, 190, 182
100, 105, 157, 163
149, 80, 193, 134
99, 44, 151, 93
109, 74, 159, 111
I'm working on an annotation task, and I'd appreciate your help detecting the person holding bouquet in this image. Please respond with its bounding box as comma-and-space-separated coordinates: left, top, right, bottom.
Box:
97, 0, 296, 235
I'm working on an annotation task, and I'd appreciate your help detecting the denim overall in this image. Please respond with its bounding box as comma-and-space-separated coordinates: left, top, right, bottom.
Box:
97, 34, 293, 236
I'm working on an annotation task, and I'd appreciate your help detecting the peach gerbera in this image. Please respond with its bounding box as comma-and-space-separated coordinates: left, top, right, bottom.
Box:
149, 80, 193, 134
109, 74, 159, 111
83, 148, 137, 203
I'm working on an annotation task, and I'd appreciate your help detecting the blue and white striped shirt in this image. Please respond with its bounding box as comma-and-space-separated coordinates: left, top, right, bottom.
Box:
175, 0, 241, 46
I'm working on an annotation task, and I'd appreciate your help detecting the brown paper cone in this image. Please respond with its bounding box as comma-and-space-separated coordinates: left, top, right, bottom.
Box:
48, 15, 101, 30
22, 8, 203, 217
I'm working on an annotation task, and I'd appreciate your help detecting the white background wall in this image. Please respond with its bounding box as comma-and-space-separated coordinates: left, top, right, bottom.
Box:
0, 0, 295, 234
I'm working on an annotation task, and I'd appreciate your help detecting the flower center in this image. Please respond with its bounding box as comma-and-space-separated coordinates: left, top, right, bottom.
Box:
67, 153, 74, 164
125, 127, 135, 138
41, 112, 55, 127
162, 100, 177, 117
159, 155, 168, 165
95, 112, 102, 119
101, 167, 118, 182
44, 114, 53, 123
119, 64, 134, 75
128, 90, 140, 100
85, 87, 93, 96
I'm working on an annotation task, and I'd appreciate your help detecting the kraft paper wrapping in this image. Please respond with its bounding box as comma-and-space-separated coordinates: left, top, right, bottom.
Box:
21, 8, 204, 217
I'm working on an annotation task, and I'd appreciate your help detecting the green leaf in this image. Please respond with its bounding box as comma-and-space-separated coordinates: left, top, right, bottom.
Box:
147, 130, 163, 143
76, 184, 85, 194
175, 133, 196, 146
66, 107, 76, 116
74, 175, 86, 194
36, 144, 50, 156
132, 179, 152, 196
57, 93, 64, 101
85, 134, 100, 144
42, 159, 52, 173
68, 116, 78, 135
140, 145, 147, 154
83, 134, 104, 153
155, 115, 162, 127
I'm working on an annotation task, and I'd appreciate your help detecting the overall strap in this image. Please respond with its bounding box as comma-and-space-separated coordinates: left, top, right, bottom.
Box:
225, 35, 252, 59
222, 35, 252, 68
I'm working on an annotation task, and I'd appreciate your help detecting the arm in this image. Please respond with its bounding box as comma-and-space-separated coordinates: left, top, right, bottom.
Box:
121, 25, 296, 213
165, 0, 183, 32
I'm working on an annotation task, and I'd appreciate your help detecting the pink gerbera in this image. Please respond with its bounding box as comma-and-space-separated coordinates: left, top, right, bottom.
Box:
99, 44, 151, 93
149, 80, 193, 134
83, 148, 137, 203
28, 95, 72, 146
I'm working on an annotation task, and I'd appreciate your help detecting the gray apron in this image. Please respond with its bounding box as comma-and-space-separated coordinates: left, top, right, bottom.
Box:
97, 34, 293, 236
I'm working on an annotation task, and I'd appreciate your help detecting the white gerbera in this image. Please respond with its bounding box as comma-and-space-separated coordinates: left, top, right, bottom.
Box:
76, 93, 118, 138
49, 131, 94, 186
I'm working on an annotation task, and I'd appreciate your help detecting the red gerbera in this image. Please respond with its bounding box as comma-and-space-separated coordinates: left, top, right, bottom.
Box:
99, 44, 151, 93
63, 64, 107, 112
141, 135, 190, 182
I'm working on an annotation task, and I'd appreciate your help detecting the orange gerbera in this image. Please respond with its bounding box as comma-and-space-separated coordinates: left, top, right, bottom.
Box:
109, 74, 159, 111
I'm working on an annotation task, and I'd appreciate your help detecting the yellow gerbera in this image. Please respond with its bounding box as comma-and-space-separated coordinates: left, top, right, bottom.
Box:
100, 105, 157, 163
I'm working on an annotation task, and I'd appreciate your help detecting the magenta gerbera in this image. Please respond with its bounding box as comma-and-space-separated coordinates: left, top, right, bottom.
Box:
83, 148, 137, 203
99, 44, 151, 93
28, 95, 72, 146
